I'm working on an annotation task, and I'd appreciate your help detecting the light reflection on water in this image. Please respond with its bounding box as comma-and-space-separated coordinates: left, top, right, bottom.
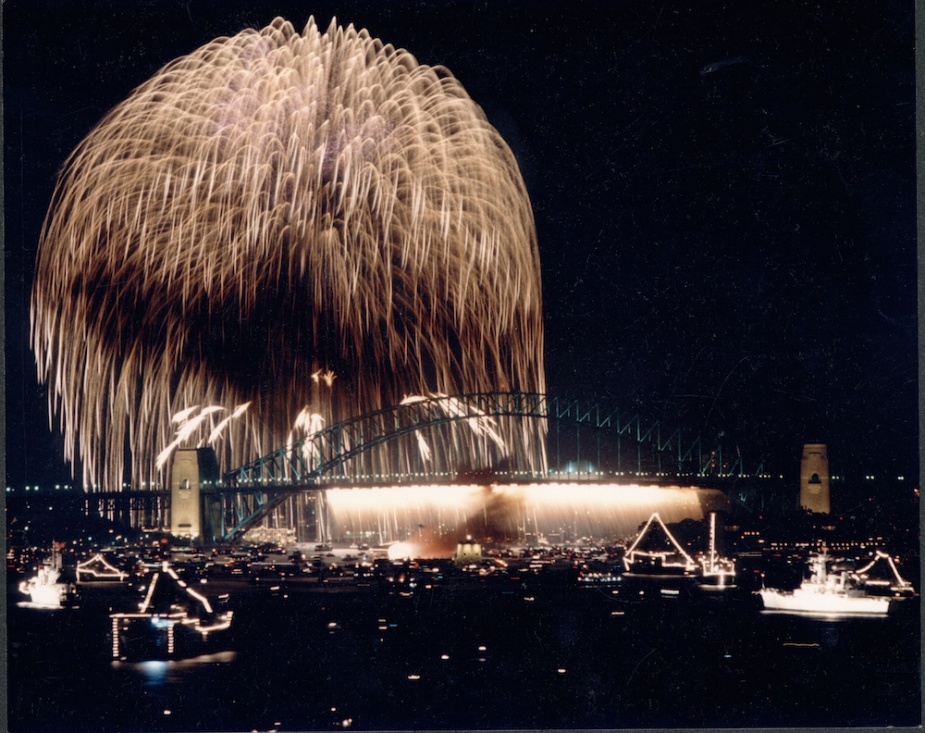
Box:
113, 650, 239, 685
16, 602, 62, 610
135, 660, 169, 683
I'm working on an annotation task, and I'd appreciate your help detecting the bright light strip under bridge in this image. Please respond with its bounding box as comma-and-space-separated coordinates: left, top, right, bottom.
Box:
325, 482, 713, 550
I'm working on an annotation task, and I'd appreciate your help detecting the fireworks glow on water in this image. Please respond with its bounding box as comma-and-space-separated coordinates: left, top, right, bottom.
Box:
31, 17, 545, 489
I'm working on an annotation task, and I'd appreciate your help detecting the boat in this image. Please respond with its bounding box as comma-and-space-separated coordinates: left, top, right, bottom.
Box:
696, 512, 737, 590
758, 551, 890, 616
622, 512, 698, 577
110, 561, 233, 660
854, 550, 917, 599
18, 548, 79, 608
76, 553, 127, 583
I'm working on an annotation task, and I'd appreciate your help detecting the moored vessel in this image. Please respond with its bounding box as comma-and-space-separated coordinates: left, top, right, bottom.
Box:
110, 561, 233, 660
622, 512, 698, 578
853, 550, 917, 599
18, 548, 79, 608
758, 551, 890, 616
76, 553, 127, 583
696, 512, 737, 590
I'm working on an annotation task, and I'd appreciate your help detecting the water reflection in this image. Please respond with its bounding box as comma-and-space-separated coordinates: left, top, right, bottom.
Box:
113, 650, 238, 682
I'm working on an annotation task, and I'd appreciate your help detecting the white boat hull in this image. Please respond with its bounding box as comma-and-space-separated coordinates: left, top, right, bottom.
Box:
759, 588, 890, 616
19, 582, 65, 608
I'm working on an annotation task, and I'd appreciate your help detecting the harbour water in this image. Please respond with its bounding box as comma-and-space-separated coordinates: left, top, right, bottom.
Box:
7, 563, 920, 732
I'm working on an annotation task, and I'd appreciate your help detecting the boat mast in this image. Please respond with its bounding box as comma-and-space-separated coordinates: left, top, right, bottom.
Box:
708, 512, 717, 573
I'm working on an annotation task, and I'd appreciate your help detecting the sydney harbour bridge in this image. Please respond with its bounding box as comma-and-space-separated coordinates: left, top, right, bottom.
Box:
31, 18, 782, 549
85, 391, 775, 546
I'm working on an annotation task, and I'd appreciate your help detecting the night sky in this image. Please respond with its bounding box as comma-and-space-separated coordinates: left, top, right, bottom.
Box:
3, 1, 917, 489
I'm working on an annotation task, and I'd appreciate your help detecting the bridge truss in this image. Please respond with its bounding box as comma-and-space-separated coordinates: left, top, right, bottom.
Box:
195, 392, 764, 543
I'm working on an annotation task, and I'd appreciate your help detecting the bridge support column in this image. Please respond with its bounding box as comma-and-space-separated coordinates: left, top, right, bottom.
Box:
170, 447, 220, 541
170, 449, 201, 539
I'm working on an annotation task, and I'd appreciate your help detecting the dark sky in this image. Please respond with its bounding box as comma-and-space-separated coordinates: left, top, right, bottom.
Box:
3, 0, 917, 488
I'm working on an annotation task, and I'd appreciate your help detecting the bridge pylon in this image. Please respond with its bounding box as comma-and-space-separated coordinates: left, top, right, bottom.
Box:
169, 447, 222, 543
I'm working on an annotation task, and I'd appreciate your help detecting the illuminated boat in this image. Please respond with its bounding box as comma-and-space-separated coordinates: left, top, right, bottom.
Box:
622, 512, 698, 577
110, 562, 233, 660
854, 550, 917, 599
76, 553, 127, 583
758, 552, 890, 616
696, 512, 737, 590
18, 549, 79, 608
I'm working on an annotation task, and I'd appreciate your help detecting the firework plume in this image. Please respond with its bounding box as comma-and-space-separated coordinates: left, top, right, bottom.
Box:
31, 16, 545, 490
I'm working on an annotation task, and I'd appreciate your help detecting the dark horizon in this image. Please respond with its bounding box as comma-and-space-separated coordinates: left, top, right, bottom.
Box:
4, 1, 918, 489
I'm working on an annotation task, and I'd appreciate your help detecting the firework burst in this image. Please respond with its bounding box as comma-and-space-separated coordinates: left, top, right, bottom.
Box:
31, 16, 545, 490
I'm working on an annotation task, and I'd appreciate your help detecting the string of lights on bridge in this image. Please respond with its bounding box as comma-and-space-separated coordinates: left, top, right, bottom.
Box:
9, 472, 915, 494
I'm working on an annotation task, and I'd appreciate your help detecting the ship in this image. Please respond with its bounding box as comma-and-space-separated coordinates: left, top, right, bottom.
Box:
110, 561, 233, 660
18, 548, 79, 608
696, 512, 737, 590
76, 553, 127, 583
622, 512, 698, 578
853, 550, 917, 599
757, 551, 890, 616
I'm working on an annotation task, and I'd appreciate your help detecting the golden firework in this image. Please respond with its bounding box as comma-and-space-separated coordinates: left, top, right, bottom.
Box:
31, 17, 545, 490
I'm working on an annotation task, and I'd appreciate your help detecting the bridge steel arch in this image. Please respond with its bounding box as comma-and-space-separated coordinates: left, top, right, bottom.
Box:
200, 392, 754, 543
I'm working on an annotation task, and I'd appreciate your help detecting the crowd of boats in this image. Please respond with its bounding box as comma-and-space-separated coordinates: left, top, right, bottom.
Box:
593, 511, 917, 615
9, 510, 919, 661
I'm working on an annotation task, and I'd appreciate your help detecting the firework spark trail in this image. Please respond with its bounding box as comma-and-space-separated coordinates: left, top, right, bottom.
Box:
285, 406, 327, 474
31, 17, 546, 490
399, 393, 508, 466
155, 403, 251, 471
207, 402, 252, 444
